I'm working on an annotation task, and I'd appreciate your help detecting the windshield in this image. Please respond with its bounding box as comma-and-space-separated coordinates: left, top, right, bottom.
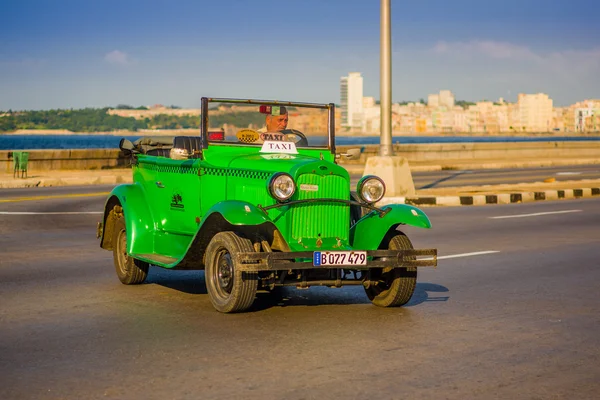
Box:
203, 99, 333, 150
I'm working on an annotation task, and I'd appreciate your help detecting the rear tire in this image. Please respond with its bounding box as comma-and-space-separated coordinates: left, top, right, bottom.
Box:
112, 214, 149, 284
364, 233, 417, 307
205, 232, 258, 313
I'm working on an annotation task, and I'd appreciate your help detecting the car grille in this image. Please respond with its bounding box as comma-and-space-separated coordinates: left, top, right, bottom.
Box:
290, 173, 349, 240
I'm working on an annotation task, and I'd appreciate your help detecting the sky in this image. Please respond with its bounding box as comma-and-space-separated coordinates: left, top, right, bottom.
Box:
1, 0, 598, 110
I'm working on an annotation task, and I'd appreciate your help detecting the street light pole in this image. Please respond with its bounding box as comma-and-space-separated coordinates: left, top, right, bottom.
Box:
380, 0, 393, 157
364, 0, 415, 197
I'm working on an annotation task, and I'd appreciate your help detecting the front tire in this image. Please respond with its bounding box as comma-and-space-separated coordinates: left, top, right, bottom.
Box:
112, 213, 149, 284
205, 232, 258, 313
364, 233, 417, 307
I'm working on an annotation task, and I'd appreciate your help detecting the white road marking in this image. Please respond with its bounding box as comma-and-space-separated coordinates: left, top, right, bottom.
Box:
0, 211, 103, 215
490, 210, 582, 219
422, 250, 500, 261
437, 251, 500, 260
556, 172, 581, 175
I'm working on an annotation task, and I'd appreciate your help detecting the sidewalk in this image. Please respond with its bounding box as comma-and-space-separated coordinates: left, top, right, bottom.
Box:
2, 160, 600, 206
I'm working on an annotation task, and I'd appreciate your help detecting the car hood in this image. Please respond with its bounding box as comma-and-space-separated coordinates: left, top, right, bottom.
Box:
226, 153, 349, 178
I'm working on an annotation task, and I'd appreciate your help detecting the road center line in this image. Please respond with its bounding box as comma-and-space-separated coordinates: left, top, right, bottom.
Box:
437, 251, 500, 260
0, 211, 103, 215
0, 192, 110, 203
490, 210, 582, 219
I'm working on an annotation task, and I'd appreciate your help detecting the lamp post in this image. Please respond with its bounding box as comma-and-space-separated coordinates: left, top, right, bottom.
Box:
363, 0, 416, 197
380, 0, 393, 157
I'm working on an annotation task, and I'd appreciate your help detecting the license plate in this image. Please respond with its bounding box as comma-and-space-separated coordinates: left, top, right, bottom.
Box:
313, 251, 367, 266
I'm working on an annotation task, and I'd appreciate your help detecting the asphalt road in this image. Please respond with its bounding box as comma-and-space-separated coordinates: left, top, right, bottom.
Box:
1, 188, 599, 399
351, 164, 600, 189
1, 164, 599, 198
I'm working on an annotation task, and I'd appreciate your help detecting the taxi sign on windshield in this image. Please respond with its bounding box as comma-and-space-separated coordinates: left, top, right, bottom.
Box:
260, 140, 298, 154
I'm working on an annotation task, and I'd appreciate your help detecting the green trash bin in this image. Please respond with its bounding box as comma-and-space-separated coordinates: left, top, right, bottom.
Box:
13, 151, 29, 178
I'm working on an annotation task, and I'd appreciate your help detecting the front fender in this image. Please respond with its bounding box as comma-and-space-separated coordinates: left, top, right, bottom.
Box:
201, 200, 272, 227
350, 204, 432, 250
100, 183, 155, 255
170, 200, 278, 269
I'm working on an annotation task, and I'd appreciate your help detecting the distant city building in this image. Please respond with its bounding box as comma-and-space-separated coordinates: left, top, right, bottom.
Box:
362, 96, 380, 133
427, 94, 439, 108
362, 96, 376, 108
565, 100, 600, 132
428, 90, 455, 109
340, 72, 364, 129
340, 75, 596, 133
517, 93, 553, 132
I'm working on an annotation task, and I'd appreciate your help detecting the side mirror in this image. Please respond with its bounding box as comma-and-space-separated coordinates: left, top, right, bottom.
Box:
338, 148, 362, 161
119, 138, 136, 155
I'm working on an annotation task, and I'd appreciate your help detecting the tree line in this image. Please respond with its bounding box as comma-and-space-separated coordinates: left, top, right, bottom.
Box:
0, 108, 266, 132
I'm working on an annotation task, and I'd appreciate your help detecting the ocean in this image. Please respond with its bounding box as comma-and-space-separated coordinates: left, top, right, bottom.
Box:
1, 134, 600, 150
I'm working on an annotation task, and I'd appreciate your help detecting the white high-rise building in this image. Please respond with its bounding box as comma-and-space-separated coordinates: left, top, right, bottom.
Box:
340, 72, 364, 129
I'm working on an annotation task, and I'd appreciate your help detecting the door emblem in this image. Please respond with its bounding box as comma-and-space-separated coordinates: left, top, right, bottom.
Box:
171, 191, 184, 210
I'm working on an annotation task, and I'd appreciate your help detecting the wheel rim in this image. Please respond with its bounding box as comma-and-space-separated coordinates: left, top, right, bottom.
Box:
116, 229, 129, 275
213, 249, 234, 297
372, 269, 392, 290
365, 268, 396, 299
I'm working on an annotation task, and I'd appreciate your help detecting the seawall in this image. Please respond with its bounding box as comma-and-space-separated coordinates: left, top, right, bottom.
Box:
2, 141, 600, 173
337, 141, 600, 165
1, 149, 128, 173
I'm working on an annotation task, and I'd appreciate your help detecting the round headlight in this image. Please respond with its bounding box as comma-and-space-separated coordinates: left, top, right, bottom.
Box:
357, 175, 386, 204
269, 173, 296, 201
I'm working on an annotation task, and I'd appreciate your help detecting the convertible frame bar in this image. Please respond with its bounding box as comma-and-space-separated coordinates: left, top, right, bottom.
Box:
200, 97, 336, 153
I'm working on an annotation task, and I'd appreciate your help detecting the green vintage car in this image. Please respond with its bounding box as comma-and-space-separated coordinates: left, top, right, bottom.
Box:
98, 98, 437, 313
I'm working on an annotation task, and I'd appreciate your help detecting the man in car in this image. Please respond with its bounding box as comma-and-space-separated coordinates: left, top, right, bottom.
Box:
259, 106, 288, 133
236, 105, 307, 146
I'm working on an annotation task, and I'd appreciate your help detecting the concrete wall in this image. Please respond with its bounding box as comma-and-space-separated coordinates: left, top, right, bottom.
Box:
1, 149, 128, 173
337, 141, 600, 165
2, 141, 599, 172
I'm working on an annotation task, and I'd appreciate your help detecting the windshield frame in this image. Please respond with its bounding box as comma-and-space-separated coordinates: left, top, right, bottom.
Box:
200, 97, 336, 154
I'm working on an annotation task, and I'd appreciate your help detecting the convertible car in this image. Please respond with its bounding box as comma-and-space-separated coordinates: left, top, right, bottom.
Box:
97, 98, 437, 313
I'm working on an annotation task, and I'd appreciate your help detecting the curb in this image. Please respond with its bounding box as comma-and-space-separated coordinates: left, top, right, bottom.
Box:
380, 188, 600, 207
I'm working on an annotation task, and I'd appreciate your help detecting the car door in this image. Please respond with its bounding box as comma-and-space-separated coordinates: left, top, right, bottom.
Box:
154, 157, 202, 237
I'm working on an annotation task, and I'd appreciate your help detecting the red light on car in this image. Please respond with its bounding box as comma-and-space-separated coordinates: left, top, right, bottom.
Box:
259, 105, 272, 114
208, 131, 224, 140
259, 105, 287, 115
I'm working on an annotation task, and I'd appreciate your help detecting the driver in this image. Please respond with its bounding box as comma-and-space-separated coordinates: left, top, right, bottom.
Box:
258, 106, 289, 133
247, 105, 307, 146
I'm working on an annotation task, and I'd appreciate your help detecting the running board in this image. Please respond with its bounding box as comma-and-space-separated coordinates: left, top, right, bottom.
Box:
133, 253, 178, 267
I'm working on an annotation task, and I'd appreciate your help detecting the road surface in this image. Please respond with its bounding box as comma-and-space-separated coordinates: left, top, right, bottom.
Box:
1, 186, 599, 399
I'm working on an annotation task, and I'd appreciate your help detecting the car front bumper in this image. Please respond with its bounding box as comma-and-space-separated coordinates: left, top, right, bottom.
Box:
234, 249, 437, 272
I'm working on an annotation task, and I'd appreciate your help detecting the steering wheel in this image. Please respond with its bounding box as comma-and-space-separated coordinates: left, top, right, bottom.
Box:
281, 129, 309, 147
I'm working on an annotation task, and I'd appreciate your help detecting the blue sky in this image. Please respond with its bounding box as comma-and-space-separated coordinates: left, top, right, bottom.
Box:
1, 0, 598, 110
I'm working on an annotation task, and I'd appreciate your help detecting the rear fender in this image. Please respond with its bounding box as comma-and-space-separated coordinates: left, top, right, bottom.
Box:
99, 183, 155, 255
350, 204, 432, 250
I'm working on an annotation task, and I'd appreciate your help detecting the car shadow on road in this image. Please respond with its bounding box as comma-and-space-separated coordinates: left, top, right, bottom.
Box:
145, 268, 208, 295
249, 282, 450, 312
144, 268, 449, 310
405, 282, 450, 306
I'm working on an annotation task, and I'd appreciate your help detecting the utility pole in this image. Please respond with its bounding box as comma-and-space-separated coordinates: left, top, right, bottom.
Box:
363, 0, 416, 197
380, 0, 393, 157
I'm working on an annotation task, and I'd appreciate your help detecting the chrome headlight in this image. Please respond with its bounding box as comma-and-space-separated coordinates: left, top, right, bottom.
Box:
268, 173, 296, 201
357, 175, 385, 204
